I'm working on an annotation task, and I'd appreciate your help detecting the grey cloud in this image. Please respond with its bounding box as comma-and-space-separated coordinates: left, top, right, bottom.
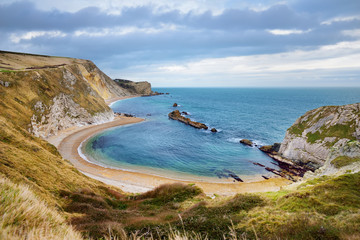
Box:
1, 0, 359, 73
0, 2, 317, 31
291, 0, 360, 18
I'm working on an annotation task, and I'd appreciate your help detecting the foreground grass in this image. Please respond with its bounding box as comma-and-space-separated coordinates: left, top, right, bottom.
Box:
0, 176, 82, 240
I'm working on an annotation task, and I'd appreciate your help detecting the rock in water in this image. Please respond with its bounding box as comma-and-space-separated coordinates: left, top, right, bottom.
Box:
211, 128, 217, 133
240, 139, 253, 146
259, 143, 281, 154
173, 103, 178, 107
168, 110, 208, 130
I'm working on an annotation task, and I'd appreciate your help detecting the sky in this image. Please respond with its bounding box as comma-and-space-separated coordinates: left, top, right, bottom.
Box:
1, 0, 360, 87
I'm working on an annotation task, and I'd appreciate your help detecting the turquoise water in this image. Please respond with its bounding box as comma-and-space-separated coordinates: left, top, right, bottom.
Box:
83, 88, 360, 182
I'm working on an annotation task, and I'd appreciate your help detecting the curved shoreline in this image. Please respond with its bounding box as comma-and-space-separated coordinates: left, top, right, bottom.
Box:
79, 134, 269, 184
51, 121, 291, 196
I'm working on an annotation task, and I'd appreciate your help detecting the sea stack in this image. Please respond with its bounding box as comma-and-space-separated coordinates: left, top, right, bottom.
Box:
168, 110, 208, 130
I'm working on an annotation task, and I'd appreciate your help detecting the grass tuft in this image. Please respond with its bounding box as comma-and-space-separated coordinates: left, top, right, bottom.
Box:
331, 156, 360, 168
137, 183, 203, 205
0, 176, 82, 240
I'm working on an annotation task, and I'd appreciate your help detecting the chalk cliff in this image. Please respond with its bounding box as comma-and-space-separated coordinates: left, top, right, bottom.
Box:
0, 51, 140, 138
278, 103, 360, 171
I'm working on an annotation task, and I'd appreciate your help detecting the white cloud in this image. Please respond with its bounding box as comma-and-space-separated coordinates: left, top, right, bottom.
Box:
74, 24, 179, 37
267, 29, 311, 35
158, 65, 187, 72
342, 29, 360, 37
321, 15, 360, 25
116, 40, 360, 87
10, 31, 66, 43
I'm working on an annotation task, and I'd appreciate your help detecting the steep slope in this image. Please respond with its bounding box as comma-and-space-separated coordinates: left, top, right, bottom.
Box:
278, 103, 360, 172
0, 176, 82, 240
0, 51, 135, 138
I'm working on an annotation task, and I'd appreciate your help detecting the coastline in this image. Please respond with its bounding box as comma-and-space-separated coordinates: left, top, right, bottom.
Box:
50, 95, 291, 195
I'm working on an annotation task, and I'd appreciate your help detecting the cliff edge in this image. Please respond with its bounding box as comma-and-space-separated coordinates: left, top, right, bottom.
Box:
0, 51, 145, 138
278, 103, 360, 174
114, 79, 152, 95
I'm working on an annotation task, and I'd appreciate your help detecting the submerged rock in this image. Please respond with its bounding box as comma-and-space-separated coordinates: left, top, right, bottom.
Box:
168, 110, 208, 130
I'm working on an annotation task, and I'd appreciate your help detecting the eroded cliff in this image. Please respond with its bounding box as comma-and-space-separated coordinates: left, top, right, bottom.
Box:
0, 51, 134, 138
278, 103, 360, 172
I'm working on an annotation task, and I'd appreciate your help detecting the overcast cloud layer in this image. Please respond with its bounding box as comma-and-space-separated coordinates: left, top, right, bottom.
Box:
1, 0, 359, 87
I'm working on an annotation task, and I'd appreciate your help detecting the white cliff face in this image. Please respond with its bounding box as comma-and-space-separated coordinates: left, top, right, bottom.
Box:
31, 93, 114, 138
279, 103, 360, 171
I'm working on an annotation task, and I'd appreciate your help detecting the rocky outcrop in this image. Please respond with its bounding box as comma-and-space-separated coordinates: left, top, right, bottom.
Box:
278, 103, 360, 171
168, 110, 208, 130
114, 79, 152, 95
240, 139, 253, 146
259, 143, 281, 154
31, 94, 113, 138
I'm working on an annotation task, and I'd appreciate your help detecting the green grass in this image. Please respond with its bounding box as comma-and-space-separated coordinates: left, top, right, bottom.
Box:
331, 156, 360, 168
306, 131, 322, 143
137, 183, 203, 206
0, 69, 16, 73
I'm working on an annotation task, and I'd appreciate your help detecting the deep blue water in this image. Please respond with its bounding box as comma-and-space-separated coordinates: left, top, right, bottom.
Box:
83, 88, 360, 182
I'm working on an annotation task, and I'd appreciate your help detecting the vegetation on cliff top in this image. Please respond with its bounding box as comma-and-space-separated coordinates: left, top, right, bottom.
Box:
287, 105, 358, 146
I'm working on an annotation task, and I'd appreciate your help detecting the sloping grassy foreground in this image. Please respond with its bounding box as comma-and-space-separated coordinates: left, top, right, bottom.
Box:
1, 113, 360, 239
0, 176, 82, 240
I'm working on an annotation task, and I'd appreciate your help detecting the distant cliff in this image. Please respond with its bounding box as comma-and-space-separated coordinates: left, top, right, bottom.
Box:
0, 51, 138, 138
114, 79, 152, 95
278, 103, 360, 172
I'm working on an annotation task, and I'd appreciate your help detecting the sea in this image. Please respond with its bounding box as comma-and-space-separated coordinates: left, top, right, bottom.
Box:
82, 88, 360, 182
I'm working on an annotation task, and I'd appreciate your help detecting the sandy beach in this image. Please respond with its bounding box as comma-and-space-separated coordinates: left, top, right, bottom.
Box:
49, 96, 291, 195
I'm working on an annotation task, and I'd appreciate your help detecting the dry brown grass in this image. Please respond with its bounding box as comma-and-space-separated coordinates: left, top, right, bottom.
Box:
0, 176, 82, 240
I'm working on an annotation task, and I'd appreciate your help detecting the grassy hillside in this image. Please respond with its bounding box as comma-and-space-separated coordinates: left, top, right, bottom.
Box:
0, 51, 359, 239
